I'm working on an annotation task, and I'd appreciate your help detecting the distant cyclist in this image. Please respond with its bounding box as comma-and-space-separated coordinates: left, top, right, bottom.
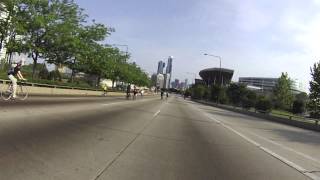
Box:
7, 60, 26, 99
160, 89, 164, 99
126, 84, 131, 99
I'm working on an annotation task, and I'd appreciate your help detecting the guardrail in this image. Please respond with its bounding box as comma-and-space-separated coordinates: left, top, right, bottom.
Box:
0, 79, 105, 92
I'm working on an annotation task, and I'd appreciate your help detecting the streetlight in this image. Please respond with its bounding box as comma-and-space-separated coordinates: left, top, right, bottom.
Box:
204, 53, 222, 86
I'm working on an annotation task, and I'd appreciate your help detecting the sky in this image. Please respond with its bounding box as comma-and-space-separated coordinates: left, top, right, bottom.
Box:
75, 0, 320, 91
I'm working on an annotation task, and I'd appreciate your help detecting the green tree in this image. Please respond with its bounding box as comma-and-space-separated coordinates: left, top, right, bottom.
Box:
292, 100, 305, 114
308, 62, 320, 118
242, 90, 257, 110
226, 83, 248, 106
255, 96, 272, 113
273, 72, 293, 110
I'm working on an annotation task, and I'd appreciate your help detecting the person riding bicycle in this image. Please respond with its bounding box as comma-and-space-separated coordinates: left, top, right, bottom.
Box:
101, 83, 108, 96
7, 60, 26, 99
126, 84, 131, 99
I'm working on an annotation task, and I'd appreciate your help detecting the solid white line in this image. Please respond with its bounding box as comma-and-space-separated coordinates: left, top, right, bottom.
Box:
101, 102, 127, 106
188, 102, 320, 180
153, 110, 161, 117
248, 131, 320, 165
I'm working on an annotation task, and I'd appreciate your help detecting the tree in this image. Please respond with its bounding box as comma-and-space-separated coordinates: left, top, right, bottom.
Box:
292, 100, 305, 114
0, 0, 20, 66
7, 0, 55, 79
226, 83, 248, 106
242, 90, 257, 110
308, 62, 320, 118
273, 72, 293, 110
295, 92, 308, 102
191, 84, 207, 99
255, 96, 272, 113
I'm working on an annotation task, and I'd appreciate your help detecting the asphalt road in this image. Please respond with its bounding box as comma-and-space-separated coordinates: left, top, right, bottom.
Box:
0, 95, 317, 180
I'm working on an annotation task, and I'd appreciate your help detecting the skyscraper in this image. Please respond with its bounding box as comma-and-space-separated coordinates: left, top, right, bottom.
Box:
165, 56, 173, 88
157, 61, 165, 74
166, 56, 173, 74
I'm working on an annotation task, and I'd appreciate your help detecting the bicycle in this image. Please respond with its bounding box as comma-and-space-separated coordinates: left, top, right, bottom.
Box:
1, 81, 28, 101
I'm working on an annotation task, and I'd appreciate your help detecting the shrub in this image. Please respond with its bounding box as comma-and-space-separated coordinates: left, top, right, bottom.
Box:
39, 64, 49, 79
48, 70, 62, 81
242, 90, 257, 110
255, 97, 272, 113
292, 100, 305, 114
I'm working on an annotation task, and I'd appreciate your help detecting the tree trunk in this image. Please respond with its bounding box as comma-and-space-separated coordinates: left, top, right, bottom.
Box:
70, 59, 76, 83
32, 52, 38, 80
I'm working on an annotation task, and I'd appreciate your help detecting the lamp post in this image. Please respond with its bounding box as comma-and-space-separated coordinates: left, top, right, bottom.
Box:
204, 53, 223, 103
204, 53, 222, 86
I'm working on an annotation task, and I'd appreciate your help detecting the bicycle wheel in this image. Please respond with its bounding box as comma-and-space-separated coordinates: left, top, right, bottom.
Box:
1, 83, 13, 101
16, 84, 28, 100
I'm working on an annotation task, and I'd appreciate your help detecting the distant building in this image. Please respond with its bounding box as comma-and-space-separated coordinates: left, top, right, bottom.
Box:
157, 61, 165, 74
165, 56, 173, 88
239, 77, 303, 94
239, 77, 277, 92
164, 73, 171, 89
199, 68, 234, 86
151, 73, 157, 87
173, 79, 179, 88
166, 56, 173, 74
156, 74, 165, 89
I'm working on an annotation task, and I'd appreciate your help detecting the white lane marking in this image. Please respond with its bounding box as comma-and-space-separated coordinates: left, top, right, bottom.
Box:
101, 98, 157, 106
188, 102, 320, 180
248, 131, 320, 166
60, 97, 84, 100
153, 110, 161, 117
101, 102, 126, 106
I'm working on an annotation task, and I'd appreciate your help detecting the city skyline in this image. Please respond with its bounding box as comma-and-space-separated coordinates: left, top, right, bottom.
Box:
74, 0, 320, 92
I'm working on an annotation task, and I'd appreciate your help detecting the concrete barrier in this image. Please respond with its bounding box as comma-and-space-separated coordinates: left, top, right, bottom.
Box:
194, 100, 320, 132
0, 80, 125, 97
26, 86, 125, 96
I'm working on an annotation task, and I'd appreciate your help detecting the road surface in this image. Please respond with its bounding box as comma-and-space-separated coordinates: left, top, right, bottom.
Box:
0, 95, 319, 180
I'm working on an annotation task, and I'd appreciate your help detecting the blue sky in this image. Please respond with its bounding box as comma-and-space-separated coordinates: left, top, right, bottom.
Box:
75, 0, 320, 91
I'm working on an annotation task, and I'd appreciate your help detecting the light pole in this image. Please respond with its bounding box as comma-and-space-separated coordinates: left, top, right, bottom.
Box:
204, 53, 222, 86
204, 53, 223, 103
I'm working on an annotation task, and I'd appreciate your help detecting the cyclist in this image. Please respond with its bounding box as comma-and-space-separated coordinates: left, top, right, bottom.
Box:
102, 83, 108, 96
126, 84, 131, 99
7, 60, 26, 99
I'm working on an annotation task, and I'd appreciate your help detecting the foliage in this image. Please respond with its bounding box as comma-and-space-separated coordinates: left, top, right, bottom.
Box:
255, 96, 273, 113
295, 92, 308, 102
1, 0, 150, 87
242, 90, 257, 110
191, 84, 207, 99
38, 63, 49, 79
292, 100, 305, 114
226, 83, 248, 106
273, 72, 293, 110
308, 61, 320, 118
